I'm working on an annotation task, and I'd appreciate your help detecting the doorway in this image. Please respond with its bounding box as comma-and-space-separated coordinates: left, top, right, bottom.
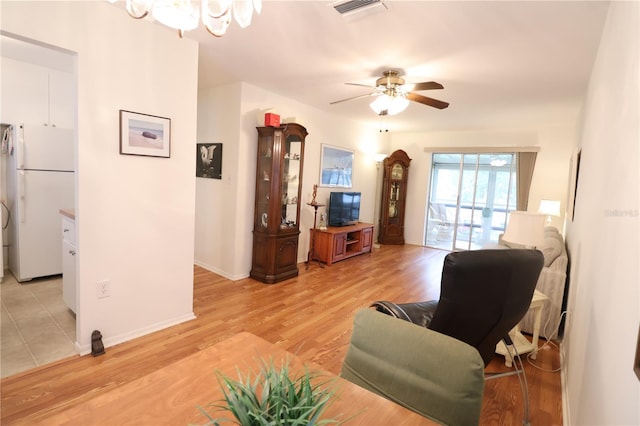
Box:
0, 35, 78, 378
425, 153, 517, 251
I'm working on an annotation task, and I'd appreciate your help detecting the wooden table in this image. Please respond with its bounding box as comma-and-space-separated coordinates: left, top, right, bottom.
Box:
47, 332, 435, 425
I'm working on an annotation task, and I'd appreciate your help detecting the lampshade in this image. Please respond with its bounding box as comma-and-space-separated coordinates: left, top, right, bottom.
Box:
538, 199, 561, 217
502, 211, 546, 248
373, 153, 388, 163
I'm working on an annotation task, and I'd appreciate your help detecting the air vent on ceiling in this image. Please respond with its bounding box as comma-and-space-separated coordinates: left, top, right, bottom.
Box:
333, 0, 388, 16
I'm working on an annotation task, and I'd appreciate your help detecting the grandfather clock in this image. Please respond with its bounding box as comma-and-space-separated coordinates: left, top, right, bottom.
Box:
378, 149, 411, 245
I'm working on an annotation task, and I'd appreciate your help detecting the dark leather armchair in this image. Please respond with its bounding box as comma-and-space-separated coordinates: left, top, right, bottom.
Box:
371, 249, 544, 425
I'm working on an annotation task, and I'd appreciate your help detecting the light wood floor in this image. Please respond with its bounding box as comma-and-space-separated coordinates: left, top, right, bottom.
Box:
0, 244, 562, 425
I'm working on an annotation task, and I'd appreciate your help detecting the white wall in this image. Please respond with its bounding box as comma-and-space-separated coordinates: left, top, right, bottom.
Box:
195, 83, 243, 279
389, 126, 575, 245
196, 78, 576, 275
196, 82, 387, 279
563, 2, 639, 424
1, 2, 199, 352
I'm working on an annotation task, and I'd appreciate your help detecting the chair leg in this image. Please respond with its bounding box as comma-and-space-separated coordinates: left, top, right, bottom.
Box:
506, 343, 531, 426
486, 342, 531, 426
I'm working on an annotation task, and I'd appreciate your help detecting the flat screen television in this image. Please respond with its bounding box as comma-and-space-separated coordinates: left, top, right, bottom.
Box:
328, 191, 361, 227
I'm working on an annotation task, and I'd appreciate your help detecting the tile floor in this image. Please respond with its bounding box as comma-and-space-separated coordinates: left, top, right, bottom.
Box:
1, 271, 77, 379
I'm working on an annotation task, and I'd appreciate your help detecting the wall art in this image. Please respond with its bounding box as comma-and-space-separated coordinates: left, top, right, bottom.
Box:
635, 325, 640, 381
196, 143, 222, 179
119, 110, 170, 158
567, 148, 582, 221
319, 144, 353, 188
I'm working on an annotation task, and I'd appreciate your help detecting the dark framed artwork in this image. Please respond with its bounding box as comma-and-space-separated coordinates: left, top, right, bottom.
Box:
567, 148, 582, 221
119, 110, 171, 158
635, 325, 640, 381
196, 143, 222, 179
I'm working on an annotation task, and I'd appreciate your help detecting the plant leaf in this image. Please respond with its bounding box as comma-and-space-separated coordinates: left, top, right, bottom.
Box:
201, 355, 341, 426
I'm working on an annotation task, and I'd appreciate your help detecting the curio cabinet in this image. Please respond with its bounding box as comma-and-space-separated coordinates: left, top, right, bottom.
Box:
250, 123, 307, 283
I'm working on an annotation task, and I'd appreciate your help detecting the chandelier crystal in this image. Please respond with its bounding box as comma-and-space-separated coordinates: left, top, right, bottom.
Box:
153, 0, 199, 31
123, 0, 262, 37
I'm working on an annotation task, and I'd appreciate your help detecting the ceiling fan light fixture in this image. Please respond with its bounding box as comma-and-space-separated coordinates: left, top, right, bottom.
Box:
370, 94, 409, 116
388, 95, 409, 115
370, 94, 390, 115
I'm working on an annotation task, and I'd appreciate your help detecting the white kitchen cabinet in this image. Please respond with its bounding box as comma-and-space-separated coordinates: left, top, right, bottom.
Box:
1, 57, 74, 128
1, 57, 48, 125
61, 215, 76, 313
48, 69, 75, 129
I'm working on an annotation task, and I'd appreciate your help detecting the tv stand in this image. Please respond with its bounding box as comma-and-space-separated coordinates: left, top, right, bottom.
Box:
310, 223, 373, 265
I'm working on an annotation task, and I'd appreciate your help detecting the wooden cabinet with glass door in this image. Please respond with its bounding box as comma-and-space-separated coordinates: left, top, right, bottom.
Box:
378, 149, 411, 245
250, 123, 307, 284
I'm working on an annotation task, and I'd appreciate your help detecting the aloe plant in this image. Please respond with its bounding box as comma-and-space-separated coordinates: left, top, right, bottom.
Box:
198, 356, 341, 426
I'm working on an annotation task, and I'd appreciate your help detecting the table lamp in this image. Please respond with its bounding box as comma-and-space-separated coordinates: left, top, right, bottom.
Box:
502, 211, 546, 248
538, 199, 561, 225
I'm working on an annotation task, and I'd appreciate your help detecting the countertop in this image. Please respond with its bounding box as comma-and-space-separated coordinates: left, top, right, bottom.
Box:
59, 208, 75, 220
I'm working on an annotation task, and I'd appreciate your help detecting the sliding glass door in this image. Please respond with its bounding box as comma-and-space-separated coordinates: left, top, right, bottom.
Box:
425, 153, 517, 251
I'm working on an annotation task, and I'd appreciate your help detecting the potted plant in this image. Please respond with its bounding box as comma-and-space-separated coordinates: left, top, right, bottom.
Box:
198, 357, 343, 425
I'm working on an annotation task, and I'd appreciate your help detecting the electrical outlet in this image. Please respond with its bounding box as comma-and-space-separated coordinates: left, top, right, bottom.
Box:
97, 280, 110, 299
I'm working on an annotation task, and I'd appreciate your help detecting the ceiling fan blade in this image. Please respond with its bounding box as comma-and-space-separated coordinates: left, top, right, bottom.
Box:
410, 81, 444, 91
330, 92, 380, 105
345, 82, 377, 88
407, 92, 450, 109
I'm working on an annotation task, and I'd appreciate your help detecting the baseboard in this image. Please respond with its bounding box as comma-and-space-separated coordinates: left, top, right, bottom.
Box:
560, 341, 571, 425
75, 312, 197, 355
195, 259, 315, 281
194, 260, 249, 281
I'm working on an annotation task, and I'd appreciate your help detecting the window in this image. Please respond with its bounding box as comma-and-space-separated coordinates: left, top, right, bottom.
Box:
425, 153, 517, 250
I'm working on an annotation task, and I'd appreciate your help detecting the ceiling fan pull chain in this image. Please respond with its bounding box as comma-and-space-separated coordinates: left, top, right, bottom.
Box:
379, 114, 389, 132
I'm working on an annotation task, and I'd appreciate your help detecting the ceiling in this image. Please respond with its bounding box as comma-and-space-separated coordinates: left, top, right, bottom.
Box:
188, 1, 609, 133
9, 1, 609, 134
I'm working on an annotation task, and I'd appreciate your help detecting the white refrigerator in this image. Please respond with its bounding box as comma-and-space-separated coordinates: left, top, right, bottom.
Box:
6, 124, 74, 282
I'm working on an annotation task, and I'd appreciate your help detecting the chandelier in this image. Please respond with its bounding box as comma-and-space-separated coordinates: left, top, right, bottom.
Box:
123, 0, 262, 37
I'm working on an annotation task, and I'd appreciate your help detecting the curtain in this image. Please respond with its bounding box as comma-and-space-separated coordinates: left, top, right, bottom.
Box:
516, 152, 537, 211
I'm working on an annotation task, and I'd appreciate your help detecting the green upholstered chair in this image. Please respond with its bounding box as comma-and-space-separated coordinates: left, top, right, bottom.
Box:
369, 249, 545, 426
341, 309, 485, 426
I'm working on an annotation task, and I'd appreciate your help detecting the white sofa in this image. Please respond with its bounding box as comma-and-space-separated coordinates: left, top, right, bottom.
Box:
494, 227, 568, 339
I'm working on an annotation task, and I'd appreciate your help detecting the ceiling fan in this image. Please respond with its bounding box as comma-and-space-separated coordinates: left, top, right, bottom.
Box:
330, 70, 449, 115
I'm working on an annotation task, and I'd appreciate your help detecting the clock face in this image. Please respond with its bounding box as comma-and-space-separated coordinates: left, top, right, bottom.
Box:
391, 163, 404, 180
